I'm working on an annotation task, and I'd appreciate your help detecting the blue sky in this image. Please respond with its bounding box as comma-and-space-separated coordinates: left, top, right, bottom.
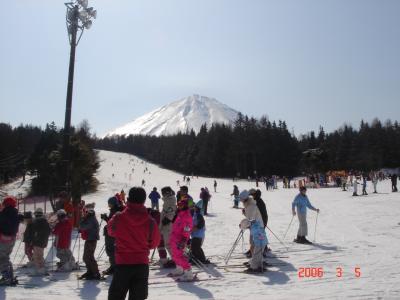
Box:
1, 0, 399, 136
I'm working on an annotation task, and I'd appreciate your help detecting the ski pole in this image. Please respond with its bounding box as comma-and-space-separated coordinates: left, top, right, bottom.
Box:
266, 225, 289, 251
50, 235, 55, 272
72, 230, 79, 253
314, 212, 319, 243
97, 243, 106, 260
282, 215, 295, 240
12, 238, 23, 264
150, 248, 156, 263
225, 230, 244, 264
189, 253, 216, 278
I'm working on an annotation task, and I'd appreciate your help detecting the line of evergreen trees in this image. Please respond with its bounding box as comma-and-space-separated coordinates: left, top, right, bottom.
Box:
0, 121, 99, 200
96, 116, 400, 178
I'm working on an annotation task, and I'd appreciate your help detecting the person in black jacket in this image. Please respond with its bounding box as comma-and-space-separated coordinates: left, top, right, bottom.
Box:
0, 196, 19, 285
23, 212, 34, 267
391, 174, 398, 192
31, 208, 51, 276
101, 196, 122, 275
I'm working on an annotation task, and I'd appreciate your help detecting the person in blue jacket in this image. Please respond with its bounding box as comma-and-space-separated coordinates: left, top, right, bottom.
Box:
292, 186, 319, 244
190, 202, 209, 264
148, 187, 161, 211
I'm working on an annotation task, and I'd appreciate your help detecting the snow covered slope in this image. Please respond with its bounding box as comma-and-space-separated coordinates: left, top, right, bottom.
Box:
105, 95, 239, 137
2, 150, 400, 299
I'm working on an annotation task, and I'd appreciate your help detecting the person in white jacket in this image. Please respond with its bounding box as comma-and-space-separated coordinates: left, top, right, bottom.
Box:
159, 186, 177, 267
239, 190, 265, 272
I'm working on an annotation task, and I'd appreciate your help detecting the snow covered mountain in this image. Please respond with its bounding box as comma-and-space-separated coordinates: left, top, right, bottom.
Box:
105, 95, 239, 137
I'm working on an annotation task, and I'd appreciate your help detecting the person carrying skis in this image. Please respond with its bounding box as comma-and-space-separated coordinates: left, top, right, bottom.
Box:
31, 208, 51, 276
169, 196, 194, 281
107, 187, 160, 300
22, 211, 34, 268
148, 187, 161, 211
159, 186, 177, 268
231, 185, 240, 208
101, 196, 122, 275
0, 196, 19, 285
53, 209, 77, 271
199, 188, 211, 215
292, 186, 319, 244
78, 206, 101, 280
239, 190, 267, 273
190, 202, 209, 264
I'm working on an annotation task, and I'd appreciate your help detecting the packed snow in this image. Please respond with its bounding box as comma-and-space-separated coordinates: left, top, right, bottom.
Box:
104, 95, 239, 137
1, 150, 400, 299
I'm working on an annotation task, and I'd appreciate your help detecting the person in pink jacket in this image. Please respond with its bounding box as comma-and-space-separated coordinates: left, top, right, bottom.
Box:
169, 196, 193, 280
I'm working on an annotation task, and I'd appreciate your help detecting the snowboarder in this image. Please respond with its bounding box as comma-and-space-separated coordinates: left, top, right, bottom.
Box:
22, 211, 34, 267
231, 185, 240, 208
239, 190, 267, 273
78, 206, 101, 280
148, 187, 161, 211
169, 196, 194, 281
100, 196, 122, 275
190, 202, 209, 264
52, 209, 77, 272
199, 188, 211, 216
292, 186, 319, 244
159, 187, 177, 268
0, 196, 19, 285
107, 187, 160, 300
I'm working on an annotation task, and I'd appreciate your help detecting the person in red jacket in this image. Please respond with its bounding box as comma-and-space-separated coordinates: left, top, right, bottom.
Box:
107, 187, 160, 300
53, 209, 77, 271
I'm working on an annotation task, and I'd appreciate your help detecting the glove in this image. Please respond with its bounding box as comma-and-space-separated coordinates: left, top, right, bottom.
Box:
100, 213, 108, 221
161, 217, 170, 226
177, 239, 186, 250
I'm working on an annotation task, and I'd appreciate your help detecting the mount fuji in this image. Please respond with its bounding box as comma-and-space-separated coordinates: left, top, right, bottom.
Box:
105, 95, 239, 137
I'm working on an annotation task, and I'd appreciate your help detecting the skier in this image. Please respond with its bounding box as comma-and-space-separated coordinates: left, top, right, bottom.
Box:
239, 190, 267, 273
0, 196, 19, 285
148, 187, 161, 211
391, 174, 398, 192
52, 209, 77, 271
29, 208, 51, 276
199, 188, 211, 216
352, 177, 360, 196
159, 186, 177, 268
176, 186, 194, 207
107, 187, 160, 300
78, 207, 101, 280
190, 202, 209, 264
372, 173, 378, 193
100, 196, 122, 275
213, 180, 217, 193
231, 185, 240, 208
292, 186, 319, 244
362, 176, 368, 195
142, 179, 146, 187
169, 196, 194, 281
341, 176, 347, 191
249, 189, 268, 227
22, 211, 34, 267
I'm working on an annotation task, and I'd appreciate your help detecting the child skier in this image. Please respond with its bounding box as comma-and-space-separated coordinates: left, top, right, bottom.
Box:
190, 202, 209, 264
79, 207, 100, 280
169, 196, 193, 281
53, 209, 77, 272
292, 186, 319, 244
31, 208, 51, 276
22, 211, 34, 267
148, 187, 161, 211
0, 196, 19, 285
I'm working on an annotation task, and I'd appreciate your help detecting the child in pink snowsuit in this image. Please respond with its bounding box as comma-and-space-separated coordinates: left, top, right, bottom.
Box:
169, 196, 193, 277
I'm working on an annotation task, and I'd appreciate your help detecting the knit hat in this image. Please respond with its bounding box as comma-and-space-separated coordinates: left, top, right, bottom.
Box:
239, 190, 250, 201
108, 196, 119, 207
2, 196, 17, 208
128, 187, 146, 204
161, 186, 173, 196
34, 207, 44, 216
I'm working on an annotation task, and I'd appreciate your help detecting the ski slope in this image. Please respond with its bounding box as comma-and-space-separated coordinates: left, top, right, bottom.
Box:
2, 150, 400, 300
